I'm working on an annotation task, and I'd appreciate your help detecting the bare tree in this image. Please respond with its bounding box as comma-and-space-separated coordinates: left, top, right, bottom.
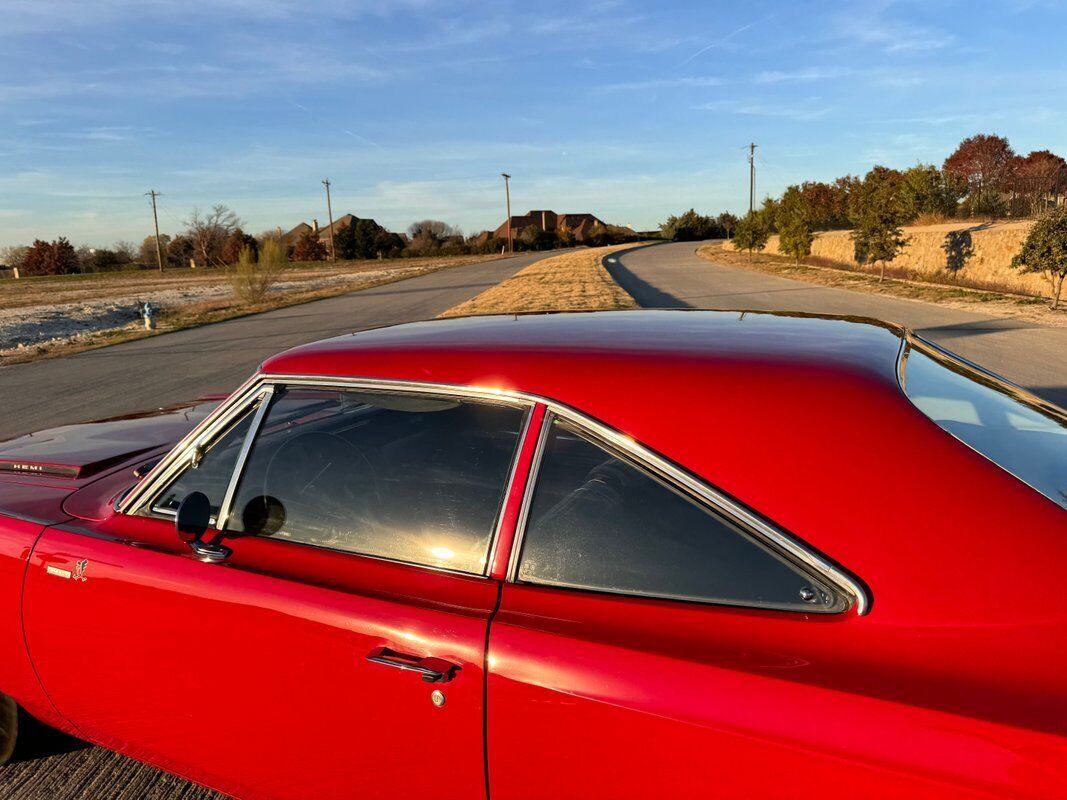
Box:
0, 245, 28, 269
113, 240, 138, 264
185, 205, 242, 267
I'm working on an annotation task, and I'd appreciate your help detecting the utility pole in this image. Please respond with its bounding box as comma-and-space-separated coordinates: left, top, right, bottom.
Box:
747, 143, 757, 216
322, 178, 336, 262
145, 190, 164, 272
501, 173, 513, 253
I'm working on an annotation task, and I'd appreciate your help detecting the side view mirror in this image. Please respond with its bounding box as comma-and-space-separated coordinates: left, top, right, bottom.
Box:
176, 492, 231, 563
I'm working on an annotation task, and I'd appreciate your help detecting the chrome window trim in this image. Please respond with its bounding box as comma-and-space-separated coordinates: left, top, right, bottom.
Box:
506, 407, 554, 584
510, 410, 868, 615
215, 385, 275, 532
132, 378, 266, 519
485, 406, 535, 576
121, 373, 868, 614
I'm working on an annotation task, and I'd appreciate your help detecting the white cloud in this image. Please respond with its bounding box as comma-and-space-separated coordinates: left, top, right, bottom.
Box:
753, 67, 853, 83
833, 4, 953, 55
598, 76, 725, 93
695, 99, 832, 122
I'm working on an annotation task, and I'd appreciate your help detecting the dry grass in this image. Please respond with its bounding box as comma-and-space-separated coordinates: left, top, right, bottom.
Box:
698, 242, 1066, 328
440, 244, 641, 318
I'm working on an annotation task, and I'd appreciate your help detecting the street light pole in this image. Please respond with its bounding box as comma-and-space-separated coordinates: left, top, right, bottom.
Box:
501, 172, 513, 253
322, 178, 336, 262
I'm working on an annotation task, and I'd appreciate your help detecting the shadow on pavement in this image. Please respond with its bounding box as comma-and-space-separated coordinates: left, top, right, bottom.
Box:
607, 249, 693, 309
9, 710, 88, 764
1027, 386, 1067, 408
916, 319, 1039, 337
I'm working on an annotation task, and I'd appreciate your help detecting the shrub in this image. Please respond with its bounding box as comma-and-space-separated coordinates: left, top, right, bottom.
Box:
849, 166, 910, 281
21, 238, 80, 276
87, 249, 123, 272
520, 226, 559, 251
776, 187, 813, 264
222, 229, 259, 265
899, 165, 962, 221
660, 209, 722, 241
732, 212, 770, 258
1012, 206, 1067, 309
292, 229, 328, 262
140, 235, 171, 269
228, 239, 287, 304
167, 235, 196, 268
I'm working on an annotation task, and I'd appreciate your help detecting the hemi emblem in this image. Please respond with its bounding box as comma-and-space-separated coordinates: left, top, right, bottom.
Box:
45, 560, 88, 581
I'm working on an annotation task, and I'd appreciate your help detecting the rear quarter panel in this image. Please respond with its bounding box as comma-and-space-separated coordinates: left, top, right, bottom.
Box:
487, 370, 1067, 798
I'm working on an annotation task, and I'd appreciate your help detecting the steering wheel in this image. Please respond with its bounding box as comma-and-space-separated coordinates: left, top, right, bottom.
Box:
262, 431, 381, 532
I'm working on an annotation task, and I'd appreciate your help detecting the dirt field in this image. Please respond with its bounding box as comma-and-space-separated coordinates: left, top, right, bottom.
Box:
440, 244, 640, 317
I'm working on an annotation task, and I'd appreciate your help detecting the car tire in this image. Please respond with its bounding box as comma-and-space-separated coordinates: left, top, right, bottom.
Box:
0, 692, 16, 766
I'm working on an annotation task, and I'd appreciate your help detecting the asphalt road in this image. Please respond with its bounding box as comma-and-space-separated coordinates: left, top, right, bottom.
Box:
0, 252, 550, 800
607, 242, 1067, 408
0, 252, 549, 442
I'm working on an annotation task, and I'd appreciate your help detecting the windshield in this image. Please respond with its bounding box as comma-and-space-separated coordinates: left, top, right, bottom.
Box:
902, 345, 1067, 510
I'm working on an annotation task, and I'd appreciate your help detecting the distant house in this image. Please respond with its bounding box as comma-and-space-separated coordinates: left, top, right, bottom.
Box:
492, 210, 606, 243
284, 213, 370, 245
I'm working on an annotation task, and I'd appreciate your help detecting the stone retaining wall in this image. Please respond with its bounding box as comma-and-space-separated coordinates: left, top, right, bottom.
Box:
725, 220, 1046, 296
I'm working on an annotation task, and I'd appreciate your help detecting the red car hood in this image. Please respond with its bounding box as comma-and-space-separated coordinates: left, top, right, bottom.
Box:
0, 398, 224, 524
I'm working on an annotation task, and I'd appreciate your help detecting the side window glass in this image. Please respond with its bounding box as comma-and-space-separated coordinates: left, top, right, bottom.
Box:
518, 420, 843, 612
152, 410, 255, 518
226, 388, 526, 574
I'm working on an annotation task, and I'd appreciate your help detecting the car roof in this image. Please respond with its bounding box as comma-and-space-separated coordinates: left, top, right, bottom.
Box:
261, 309, 906, 387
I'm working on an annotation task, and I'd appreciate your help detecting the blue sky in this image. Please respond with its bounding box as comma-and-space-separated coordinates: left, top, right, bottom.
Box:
1, 0, 1066, 247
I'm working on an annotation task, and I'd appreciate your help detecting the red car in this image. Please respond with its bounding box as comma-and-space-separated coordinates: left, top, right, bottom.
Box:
0, 310, 1064, 800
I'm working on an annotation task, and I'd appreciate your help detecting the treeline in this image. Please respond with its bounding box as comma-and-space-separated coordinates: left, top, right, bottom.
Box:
660, 133, 1067, 247
1, 205, 639, 277
730, 133, 1067, 270
660, 210, 740, 241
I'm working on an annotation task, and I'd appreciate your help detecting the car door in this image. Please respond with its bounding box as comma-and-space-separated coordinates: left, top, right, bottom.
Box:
488, 413, 942, 798
24, 382, 530, 800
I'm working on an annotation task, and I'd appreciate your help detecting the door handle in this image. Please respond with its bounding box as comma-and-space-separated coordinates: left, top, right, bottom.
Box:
366, 646, 460, 684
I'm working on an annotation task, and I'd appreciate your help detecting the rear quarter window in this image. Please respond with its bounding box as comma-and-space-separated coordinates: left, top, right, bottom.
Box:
902, 345, 1067, 510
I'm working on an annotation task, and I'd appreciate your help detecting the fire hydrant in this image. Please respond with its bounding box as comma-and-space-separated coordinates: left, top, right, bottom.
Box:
141, 301, 158, 330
